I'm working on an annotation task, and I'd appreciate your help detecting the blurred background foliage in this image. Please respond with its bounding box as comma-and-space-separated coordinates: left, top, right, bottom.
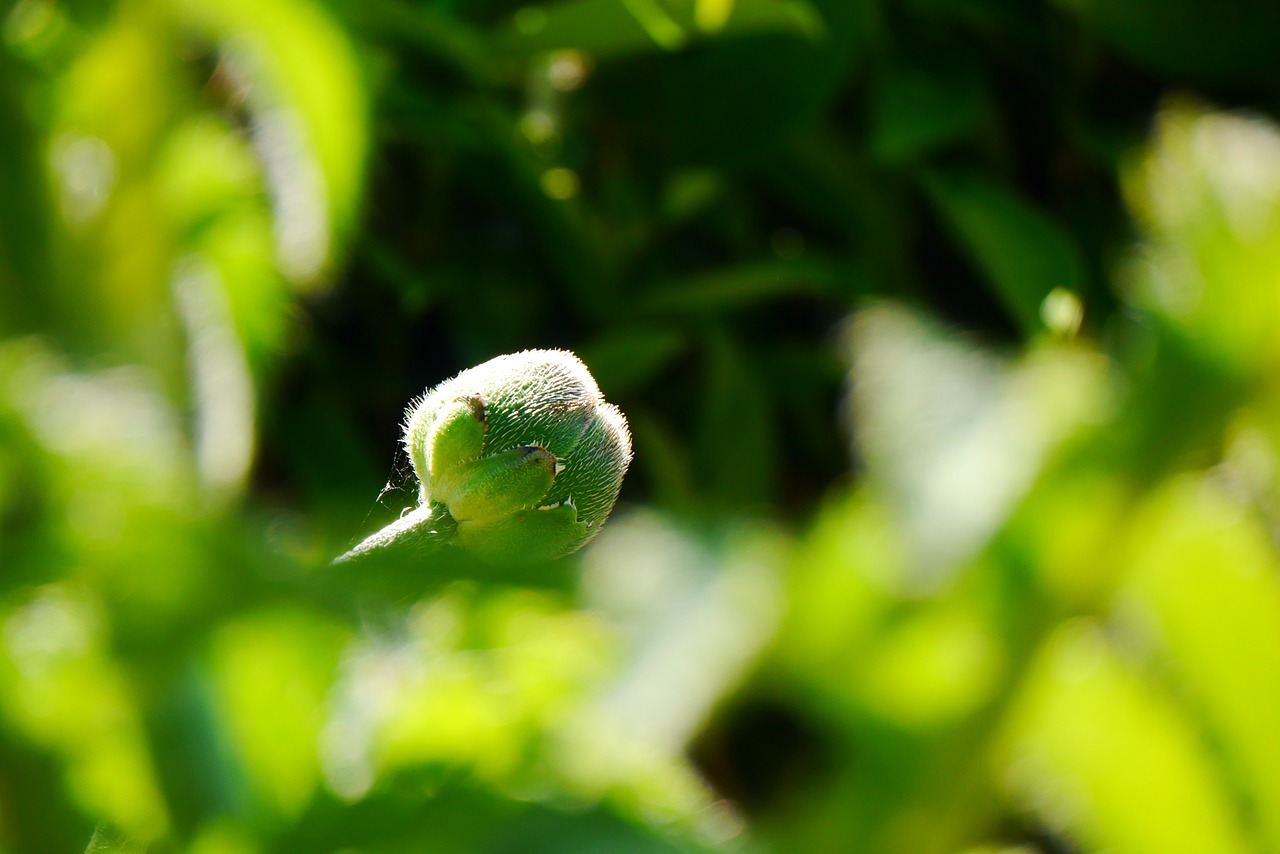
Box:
3, 0, 1280, 851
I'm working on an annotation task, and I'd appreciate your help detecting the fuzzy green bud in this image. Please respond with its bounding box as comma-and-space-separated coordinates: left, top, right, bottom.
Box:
400, 349, 632, 562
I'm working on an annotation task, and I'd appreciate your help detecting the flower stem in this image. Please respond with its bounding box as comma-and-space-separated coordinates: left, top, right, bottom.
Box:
333, 503, 453, 564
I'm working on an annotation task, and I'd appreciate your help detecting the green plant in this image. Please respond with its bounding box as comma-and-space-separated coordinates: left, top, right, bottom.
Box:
4, 1, 1280, 853
339, 349, 631, 564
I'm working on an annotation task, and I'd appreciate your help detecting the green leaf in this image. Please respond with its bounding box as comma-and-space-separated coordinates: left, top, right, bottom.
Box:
492, 0, 825, 61
698, 327, 775, 507
524, 0, 871, 163
625, 406, 696, 509
174, 0, 370, 287
1000, 623, 1251, 854
869, 51, 987, 164
921, 169, 1087, 334
337, 0, 497, 87
1120, 103, 1280, 372
209, 609, 349, 819
1052, 0, 1280, 90
848, 304, 1107, 583
641, 258, 867, 314
1121, 478, 1280, 851
0, 58, 56, 335
577, 326, 686, 395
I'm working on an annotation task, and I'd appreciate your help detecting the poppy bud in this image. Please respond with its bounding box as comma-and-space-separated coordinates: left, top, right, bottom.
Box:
401, 349, 632, 562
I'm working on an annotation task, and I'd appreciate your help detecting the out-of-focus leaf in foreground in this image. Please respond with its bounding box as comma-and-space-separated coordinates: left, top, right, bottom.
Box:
175, 0, 370, 287
999, 622, 1252, 854
1122, 102, 1280, 372
848, 303, 1107, 586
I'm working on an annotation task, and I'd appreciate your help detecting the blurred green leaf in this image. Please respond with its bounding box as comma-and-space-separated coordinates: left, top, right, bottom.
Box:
697, 327, 775, 507
83, 824, 150, 854
641, 258, 866, 315
492, 0, 825, 60
0, 59, 55, 335
849, 304, 1107, 583
573, 0, 872, 163
999, 623, 1251, 854
209, 608, 350, 820
921, 169, 1087, 334
855, 599, 1003, 729
869, 51, 987, 164
175, 0, 370, 286
626, 406, 697, 509
340, 0, 497, 87
1120, 478, 1280, 851
1052, 0, 1280, 89
0, 585, 169, 842
1121, 102, 1280, 372
577, 326, 686, 395
773, 489, 902, 703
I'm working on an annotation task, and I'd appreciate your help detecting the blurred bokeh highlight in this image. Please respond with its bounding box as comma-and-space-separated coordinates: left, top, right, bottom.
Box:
4, 0, 1280, 852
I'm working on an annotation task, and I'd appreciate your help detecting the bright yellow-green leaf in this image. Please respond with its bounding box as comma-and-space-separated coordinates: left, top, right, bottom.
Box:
999, 623, 1250, 854
174, 0, 369, 287
1120, 477, 1280, 850
209, 609, 349, 818
1121, 102, 1280, 372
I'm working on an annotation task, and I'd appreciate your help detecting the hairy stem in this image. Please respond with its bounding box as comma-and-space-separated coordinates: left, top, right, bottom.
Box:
334, 504, 453, 564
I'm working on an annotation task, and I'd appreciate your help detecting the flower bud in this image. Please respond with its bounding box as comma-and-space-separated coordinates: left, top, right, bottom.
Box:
403, 349, 632, 561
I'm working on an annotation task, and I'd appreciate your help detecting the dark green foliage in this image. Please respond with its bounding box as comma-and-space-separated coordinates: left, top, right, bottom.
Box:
4, 1, 1280, 852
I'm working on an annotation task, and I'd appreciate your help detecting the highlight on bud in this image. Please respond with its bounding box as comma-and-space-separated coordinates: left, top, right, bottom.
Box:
397, 349, 632, 562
